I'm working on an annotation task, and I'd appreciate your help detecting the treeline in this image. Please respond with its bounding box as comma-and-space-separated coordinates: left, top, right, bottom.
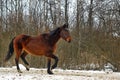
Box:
0, 0, 120, 71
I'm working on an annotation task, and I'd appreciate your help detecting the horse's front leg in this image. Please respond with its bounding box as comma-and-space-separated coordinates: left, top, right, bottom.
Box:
46, 53, 59, 74
51, 55, 58, 70
47, 58, 53, 74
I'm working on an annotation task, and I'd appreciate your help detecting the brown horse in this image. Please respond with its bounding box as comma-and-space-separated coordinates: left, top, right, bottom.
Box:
5, 23, 71, 74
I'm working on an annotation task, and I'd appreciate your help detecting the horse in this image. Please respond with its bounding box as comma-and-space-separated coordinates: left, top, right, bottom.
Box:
4, 23, 71, 74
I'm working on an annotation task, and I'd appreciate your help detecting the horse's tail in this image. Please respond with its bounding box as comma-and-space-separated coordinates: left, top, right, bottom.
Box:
4, 37, 15, 62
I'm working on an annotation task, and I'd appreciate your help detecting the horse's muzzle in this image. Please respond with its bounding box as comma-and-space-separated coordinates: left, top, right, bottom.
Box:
68, 40, 71, 43
66, 37, 71, 43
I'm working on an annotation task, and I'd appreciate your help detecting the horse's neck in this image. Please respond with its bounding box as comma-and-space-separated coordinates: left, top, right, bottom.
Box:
49, 33, 60, 46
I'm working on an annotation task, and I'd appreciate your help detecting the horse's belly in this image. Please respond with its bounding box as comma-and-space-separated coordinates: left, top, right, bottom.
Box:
23, 48, 45, 56
22, 38, 54, 56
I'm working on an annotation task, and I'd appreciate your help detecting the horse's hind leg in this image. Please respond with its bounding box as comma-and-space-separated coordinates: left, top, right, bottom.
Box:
21, 52, 29, 71
15, 49, 22, 73
15, 58, 22, 73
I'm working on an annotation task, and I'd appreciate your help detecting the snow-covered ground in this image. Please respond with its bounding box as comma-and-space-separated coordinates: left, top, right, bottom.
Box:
0, 64, 120, 80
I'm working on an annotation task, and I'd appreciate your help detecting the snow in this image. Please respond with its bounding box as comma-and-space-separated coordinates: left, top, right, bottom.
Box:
0, 64, 120, 80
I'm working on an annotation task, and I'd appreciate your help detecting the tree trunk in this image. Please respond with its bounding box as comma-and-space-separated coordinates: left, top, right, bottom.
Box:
88, 0, 93, 32
65, 0, 68, 23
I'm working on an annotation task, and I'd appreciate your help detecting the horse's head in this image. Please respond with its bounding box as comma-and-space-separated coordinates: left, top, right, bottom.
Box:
60, 23, 71, 43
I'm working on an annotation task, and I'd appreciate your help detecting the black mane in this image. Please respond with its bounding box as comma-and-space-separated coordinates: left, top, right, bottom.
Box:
49, 27, 60, 36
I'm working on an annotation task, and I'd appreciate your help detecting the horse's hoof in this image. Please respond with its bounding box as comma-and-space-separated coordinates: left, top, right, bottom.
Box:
18, 70, 22, 73
51, 65, 57, 70
26, 68, 29, 71
25, 65, 30, 71
26, 66, 30, 71
47, 70, 53, 74
48, 72, 54, 74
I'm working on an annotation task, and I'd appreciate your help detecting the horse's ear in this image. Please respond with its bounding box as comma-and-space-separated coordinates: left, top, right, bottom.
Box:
62, 23, 68, 29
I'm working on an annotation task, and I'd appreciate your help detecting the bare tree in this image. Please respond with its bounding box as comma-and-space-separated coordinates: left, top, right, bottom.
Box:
87, 0, 93, 32
65, 0, 68, 23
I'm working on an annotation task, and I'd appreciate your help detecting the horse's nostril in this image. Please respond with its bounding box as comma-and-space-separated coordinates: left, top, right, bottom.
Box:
68, 40, 71, 43
66, 38, 71, 43
69, 39, 72, 43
